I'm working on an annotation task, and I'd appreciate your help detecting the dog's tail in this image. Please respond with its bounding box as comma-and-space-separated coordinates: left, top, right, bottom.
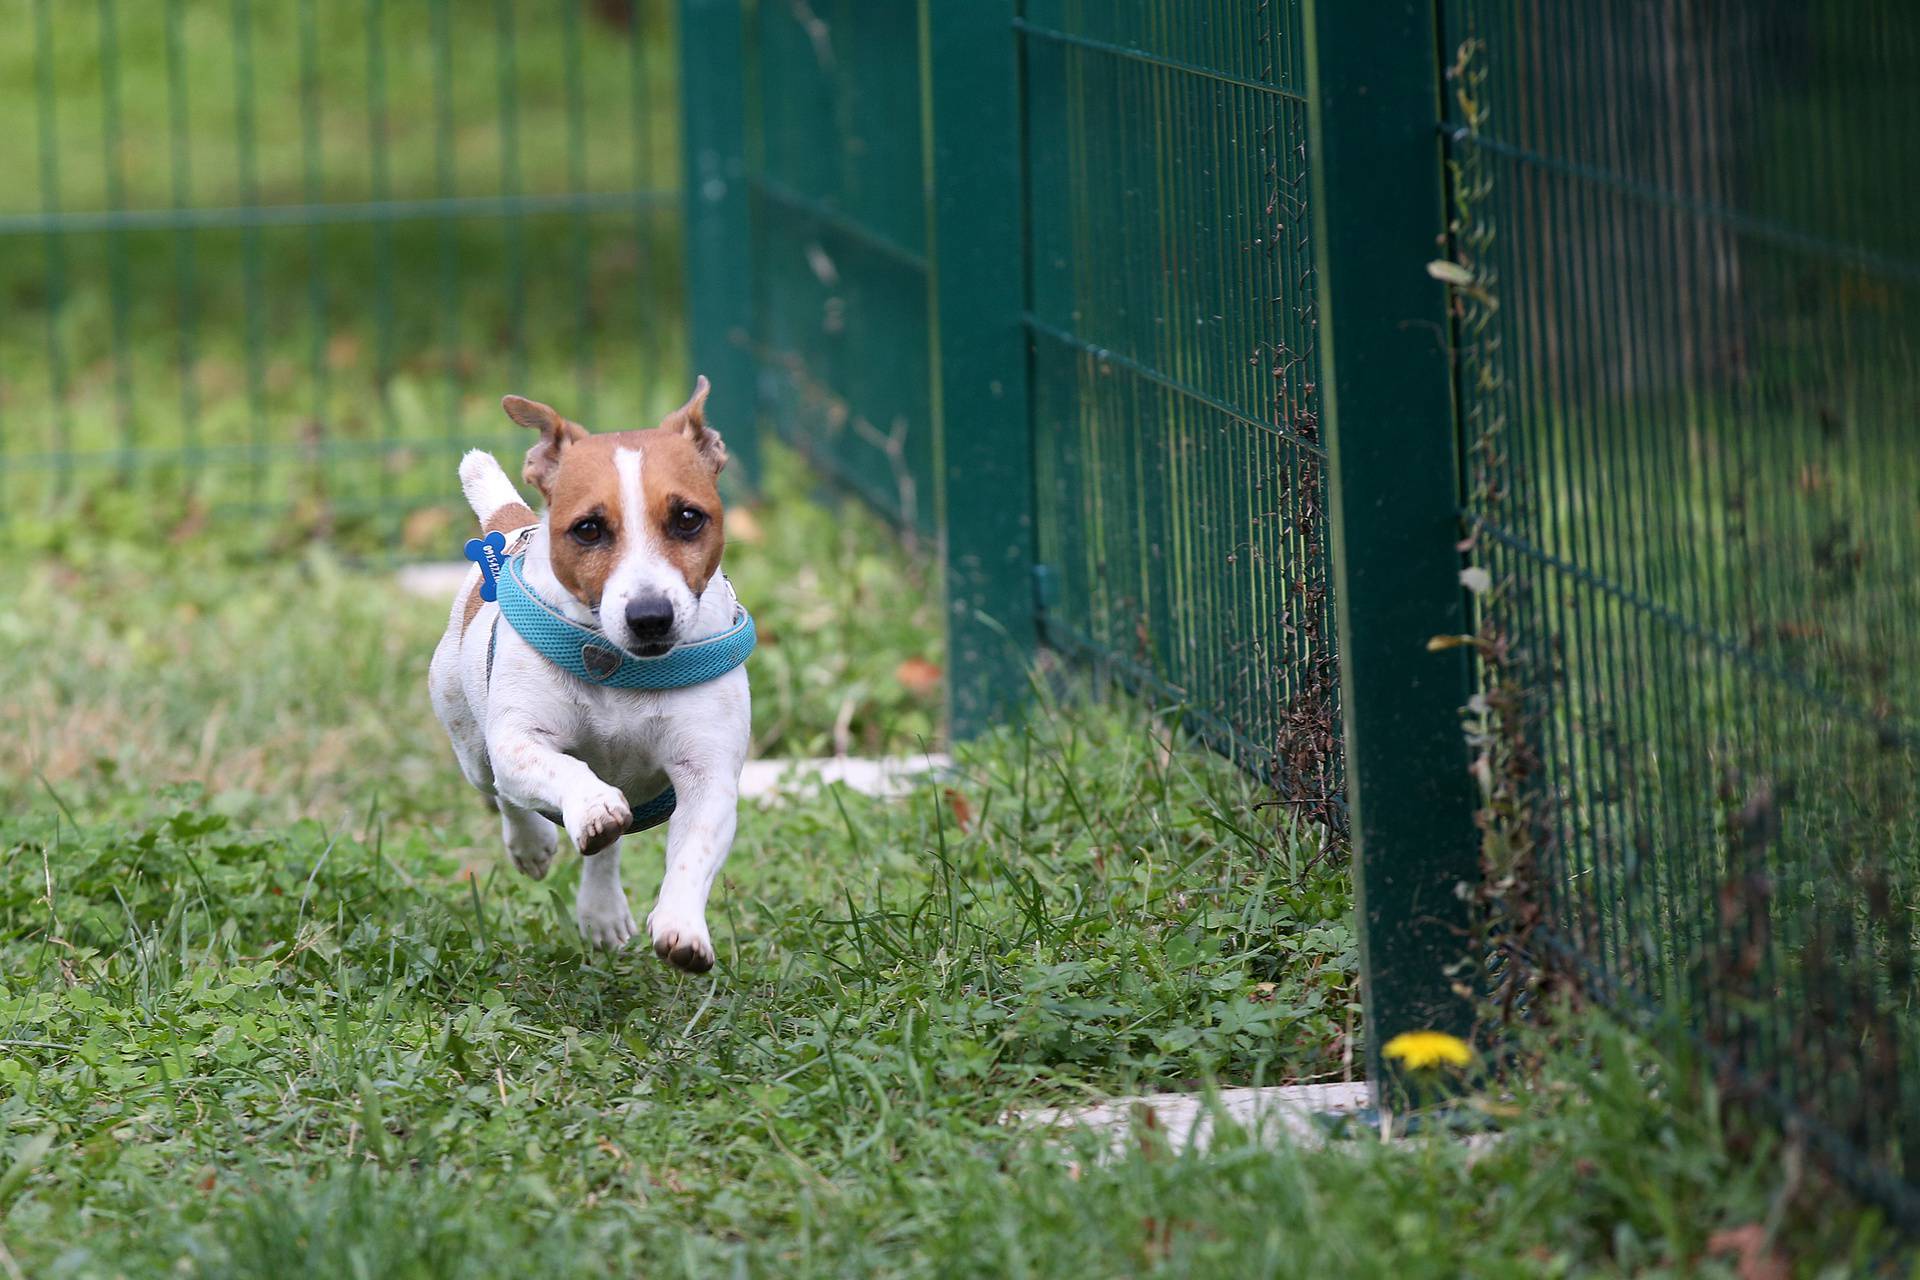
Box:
459, 450, 537, 535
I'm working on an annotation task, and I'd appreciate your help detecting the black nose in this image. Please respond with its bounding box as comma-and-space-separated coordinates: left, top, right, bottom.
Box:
624, 593, 674, 640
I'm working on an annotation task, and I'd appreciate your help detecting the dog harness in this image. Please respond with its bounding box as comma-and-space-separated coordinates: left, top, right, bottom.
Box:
469, 524, 756, 834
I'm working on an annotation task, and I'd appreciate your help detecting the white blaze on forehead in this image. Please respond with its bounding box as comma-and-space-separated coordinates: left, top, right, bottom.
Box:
601, 440, 696, 638
607, 443, 677, 591
614, 446, 646, 547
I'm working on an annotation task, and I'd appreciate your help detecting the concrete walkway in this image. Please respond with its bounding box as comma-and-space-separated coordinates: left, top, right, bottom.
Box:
1015, 1082, 1372, 1156
738, 753, 949, 801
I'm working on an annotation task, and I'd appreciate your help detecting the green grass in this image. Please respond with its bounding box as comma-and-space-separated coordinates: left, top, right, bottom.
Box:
1, 10, 1912, 1269
0, 476, 1908, 1276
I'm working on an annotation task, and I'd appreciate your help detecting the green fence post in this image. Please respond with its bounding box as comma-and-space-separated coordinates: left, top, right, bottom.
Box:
921, 0, 1036, 738
1302, 1, 1482, 1102
678, 0, 760, 484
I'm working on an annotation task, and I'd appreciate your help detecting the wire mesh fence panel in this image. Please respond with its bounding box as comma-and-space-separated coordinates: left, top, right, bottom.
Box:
739, 0, 934, 537
1447, 0, 1920, 1218
1, 0, 683, 552
1020, 1, 1340, 820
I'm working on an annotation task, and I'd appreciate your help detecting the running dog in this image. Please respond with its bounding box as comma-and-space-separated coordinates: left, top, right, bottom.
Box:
428, 380, 749, 973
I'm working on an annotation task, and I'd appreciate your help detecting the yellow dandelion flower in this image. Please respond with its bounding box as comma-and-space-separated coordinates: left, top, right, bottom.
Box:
1382, 1030, 1474, 1070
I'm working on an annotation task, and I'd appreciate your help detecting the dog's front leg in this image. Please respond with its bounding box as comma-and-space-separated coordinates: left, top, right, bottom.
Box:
487, 719, 631, 857
575, 841, 638, 950
645, 769, 740, 974
498, 798, 559, 880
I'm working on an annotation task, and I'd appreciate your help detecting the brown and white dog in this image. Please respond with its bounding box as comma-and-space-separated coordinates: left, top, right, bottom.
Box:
428, 380, 748, 972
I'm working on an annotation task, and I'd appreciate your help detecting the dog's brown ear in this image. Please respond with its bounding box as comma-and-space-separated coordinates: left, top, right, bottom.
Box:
503, 395, 589, 498
661, 376, 726, 474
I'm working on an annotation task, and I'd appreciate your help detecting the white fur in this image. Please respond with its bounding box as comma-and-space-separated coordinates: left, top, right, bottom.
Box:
428, 451, 750, 971
459, 450, 524, 523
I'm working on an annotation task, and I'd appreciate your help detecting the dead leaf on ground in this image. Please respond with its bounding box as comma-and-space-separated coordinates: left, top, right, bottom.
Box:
944, 787, 973, 832
895, 657, 942, 696
1706, 1224, 1789, 1280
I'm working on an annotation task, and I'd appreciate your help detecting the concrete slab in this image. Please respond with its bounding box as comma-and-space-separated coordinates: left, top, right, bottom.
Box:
738, 754, 949, 801
1015, 1082, 1372, 1156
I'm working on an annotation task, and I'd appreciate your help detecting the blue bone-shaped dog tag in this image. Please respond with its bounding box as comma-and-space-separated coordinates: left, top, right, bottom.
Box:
464, 530, 510, 602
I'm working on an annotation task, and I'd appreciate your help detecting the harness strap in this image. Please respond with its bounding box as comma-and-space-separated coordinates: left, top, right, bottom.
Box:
483, 524, 538, 689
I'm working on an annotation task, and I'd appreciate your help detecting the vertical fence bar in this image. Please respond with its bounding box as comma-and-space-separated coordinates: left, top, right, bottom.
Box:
1302, 0, 1482, 1098
678, 0, 759, 482
365, 0, 398, 523
495, 0, 528, 395
230, 0, 267, 504
630, 0, 663, 400
922, 0, 1036, 738
97, 0, 135, 476
297, 0, 330, 508
164, 0, 200, 487
562, 0, 594, 421
33, 0, 72, 500
431, 0, 461, 449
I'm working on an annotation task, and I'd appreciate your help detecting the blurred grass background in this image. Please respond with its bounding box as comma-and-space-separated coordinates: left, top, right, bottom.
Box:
0, 0, 682, 547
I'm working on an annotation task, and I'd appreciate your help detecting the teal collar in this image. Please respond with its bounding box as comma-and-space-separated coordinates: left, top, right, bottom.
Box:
481, 533, 753, 838
495, 543, 755, 690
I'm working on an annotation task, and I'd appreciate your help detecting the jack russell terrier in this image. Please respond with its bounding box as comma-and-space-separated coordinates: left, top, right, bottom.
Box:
428, 379, 751, 973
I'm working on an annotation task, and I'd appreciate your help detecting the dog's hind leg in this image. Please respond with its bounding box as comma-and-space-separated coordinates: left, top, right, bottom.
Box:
499, 798, 559, 881
576, 842, 638, 950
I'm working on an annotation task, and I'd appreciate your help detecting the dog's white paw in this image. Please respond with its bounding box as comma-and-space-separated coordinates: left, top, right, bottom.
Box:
563, 787, 631, 857
646, 906, 715, 974
501, 812, 558, 880
577, 875, 638, 951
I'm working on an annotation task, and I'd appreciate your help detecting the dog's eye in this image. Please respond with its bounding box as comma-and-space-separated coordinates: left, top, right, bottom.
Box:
669, 506, 707, 540
569, 517, 607, 546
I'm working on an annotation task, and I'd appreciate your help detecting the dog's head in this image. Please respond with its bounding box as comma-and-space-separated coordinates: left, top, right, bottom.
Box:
501, 379, 727, 657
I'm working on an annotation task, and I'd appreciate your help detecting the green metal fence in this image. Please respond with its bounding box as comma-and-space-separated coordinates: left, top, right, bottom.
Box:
1, 0, 682, 549
1447, 0, 1920, 1219
686, 0, 1344, 805
688, 0, 1920, 1225
1022, 4, 1342, 823
679, 0, 933, 535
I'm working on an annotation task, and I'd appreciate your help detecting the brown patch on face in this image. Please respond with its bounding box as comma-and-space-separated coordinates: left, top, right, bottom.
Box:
636, 427, 726, 594
542, 433, 631, 609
